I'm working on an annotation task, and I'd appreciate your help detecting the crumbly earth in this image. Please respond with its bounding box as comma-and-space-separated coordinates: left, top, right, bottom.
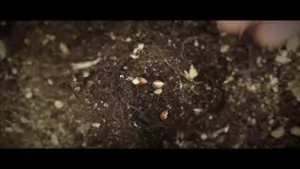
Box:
1, 21, 300, 148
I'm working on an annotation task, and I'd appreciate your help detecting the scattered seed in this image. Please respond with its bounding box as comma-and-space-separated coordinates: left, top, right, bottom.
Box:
153, 80, 165, 88
275, 50, 291, 64
137, 43, 144, 51
130, 54, 139, 59
154, 88, 163, 95
103, 103, 109, 108
193, 108, 203, 116
200, 133, 208, 140
138, 77, 148, 84
54, 100, 64, 109
82, 71, 90, 78
24, 38, 31, 46
271, 127, 285, 139
186, 64, 198, 80
11, 68, 18, 75
290, 126, 300, 137
91, 123, 101, 128
160, 110, 168, 120
125, 37, 132, 42
220, 44, 230, 53
47, 79, 54, 85
51, 134, 59, 146
59, 42, 70, 56
132, 78, 140, 85
25, 92, 33, 99
71, 58, 102, 70
194, 40, 199, 47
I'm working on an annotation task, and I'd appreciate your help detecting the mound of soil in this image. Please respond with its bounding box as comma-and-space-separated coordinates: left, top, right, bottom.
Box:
1, 21, 300, 148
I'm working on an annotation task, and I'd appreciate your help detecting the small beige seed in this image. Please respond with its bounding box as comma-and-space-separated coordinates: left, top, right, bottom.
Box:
153, 80, 165, 88
160, 110, 168, 120
54, 100, 64, 109
59, 42, 70, 56
132, 78, 140, 85
138, 77, 148, 84
154, 89, 163, 95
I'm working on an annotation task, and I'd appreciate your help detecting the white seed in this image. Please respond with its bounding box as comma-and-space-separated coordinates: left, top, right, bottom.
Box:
59, 42, 70, 56
12, 68, 18, 75
138, 77, 148, 84
153, 80, 165, 88
220, 44, 230, 53
54, 100, 64, 109
200, 133, 208, 140
91, 123, 101, 128
290, 126, 300, 137
47, 79, 54, 85
194, 40, 199, 47
25, 92, 33, 99
271, 127, 285, 139
82, 71, 90, 78
130, 54, 139, 59
160, 110, 168, 120
137, 43, 144, 51
132, 78, 140, 85
154, 89, 163, 95
125, 37, 132, 42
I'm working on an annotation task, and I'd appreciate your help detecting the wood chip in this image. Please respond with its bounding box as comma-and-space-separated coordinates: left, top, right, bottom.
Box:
290, 126, 300, 137
270, 127, 285, 139
59, 42, 70, 56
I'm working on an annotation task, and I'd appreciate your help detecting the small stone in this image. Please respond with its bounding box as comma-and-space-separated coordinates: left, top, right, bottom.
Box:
200, 133, 208, 140
51, 134, 59, 146
220, 44, 230, 53
290, 126, 300, 137
91, 123, 101, 128
25, 92, 33, 99
54, 100, 64, 109
154, 88, 163, 95
271, 127, 285, 139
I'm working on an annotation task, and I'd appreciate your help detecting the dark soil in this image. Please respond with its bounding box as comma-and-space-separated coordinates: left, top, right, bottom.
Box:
1, 21, 300, 148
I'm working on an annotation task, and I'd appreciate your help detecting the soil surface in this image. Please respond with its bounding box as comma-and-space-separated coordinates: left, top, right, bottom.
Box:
1, 21, 300, 148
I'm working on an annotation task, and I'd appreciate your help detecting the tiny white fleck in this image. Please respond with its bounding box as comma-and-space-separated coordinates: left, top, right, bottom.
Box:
82, 71, 90, 78
120, 75, 124, 78
220, 44, 230, 53
208, 115, 213, 120
224, 126, 230, 133
91, 123, 101, 128
125, 37, 132, 42
137, 43, 144, 51
103, 103, 109, 108
47, 79, 54, 85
